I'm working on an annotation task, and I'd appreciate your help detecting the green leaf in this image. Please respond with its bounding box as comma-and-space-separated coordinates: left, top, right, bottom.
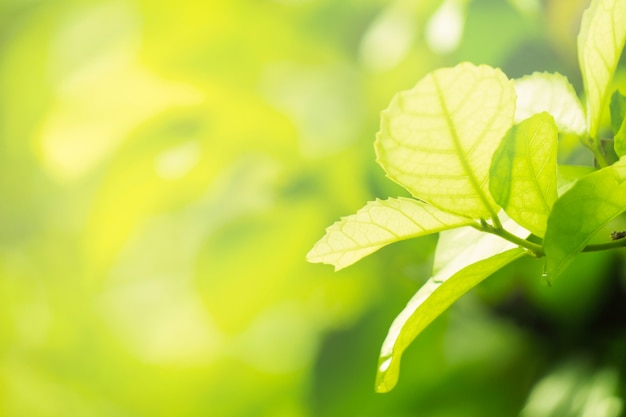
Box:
514, 72, 586, 135
544, 157, 626, 280
578, 0, 626, 139
375, 247, 526, 393
490, 112, 558, 237
611, 90, 626, 157
306, 197, 474, 271
376, 62, 516, 219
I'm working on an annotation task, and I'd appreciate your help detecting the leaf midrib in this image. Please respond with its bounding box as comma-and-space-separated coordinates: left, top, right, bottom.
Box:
431, 72, 497, 220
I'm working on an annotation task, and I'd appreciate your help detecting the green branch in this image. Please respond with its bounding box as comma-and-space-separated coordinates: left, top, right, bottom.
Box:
583, 238, 626, 252
473, 222, 544, 256
475, 220, 626, 259
584, 137, 610, 168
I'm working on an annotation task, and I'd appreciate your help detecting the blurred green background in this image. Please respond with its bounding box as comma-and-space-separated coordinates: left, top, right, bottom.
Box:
1, 0, 626, 415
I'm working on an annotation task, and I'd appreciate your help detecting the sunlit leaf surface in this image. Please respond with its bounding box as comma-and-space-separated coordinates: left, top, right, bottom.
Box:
376, 62, 516, 219
307, 197, 474, 270
544, 157, 626, 280
577, 0, 626, 138
490, 112, 558, 236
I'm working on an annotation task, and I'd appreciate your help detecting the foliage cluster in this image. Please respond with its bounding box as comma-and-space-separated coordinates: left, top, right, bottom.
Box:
309, 0, 626, 393
2, 0, 625, 415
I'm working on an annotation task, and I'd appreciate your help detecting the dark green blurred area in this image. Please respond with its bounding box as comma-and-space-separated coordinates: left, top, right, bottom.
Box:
1, 0, 625, 415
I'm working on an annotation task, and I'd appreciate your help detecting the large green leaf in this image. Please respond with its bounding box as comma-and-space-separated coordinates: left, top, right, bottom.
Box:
376, 247, 526, 393
376, 62, 516, 219
306, 197, 474, 271
544, 157, 626, 280
611, 90, 626, 157
490, 112, 558, 237
578, 0, 626, 139
513, 72, 586, 135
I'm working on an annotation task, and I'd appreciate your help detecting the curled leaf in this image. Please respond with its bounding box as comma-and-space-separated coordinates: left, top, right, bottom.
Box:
376, 247, 526, 392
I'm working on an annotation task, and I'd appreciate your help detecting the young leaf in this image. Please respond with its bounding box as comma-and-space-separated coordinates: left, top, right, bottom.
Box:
611, 90, 626, 157
376, 62, 516, 219
578, 0, 626, 139
306, 197, 474, 271
375, 247, 526, 393
544, 157, 626, 280
513, 72, 586, 135
490, 112, 558, 237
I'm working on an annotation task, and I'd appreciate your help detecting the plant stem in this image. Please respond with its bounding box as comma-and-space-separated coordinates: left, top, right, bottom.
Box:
583, 238, 626, 252
475, 220, 626, 258
586, 137, 610, 168
473, 223, 544, 256
490, 214, 503, 230
497, 228, 544, 255
593, 147, 610, 168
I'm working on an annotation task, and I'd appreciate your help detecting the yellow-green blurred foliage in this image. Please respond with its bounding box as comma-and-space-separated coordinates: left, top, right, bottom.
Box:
1, 0, 624, 416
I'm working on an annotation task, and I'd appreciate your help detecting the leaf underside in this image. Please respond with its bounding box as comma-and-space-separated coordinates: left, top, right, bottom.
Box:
376, 62, 516, 219
375, 247, 526, 393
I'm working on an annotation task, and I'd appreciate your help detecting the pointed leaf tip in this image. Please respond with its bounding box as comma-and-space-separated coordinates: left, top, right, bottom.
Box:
375, 247, 526, 392
307, 197, 473, 270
